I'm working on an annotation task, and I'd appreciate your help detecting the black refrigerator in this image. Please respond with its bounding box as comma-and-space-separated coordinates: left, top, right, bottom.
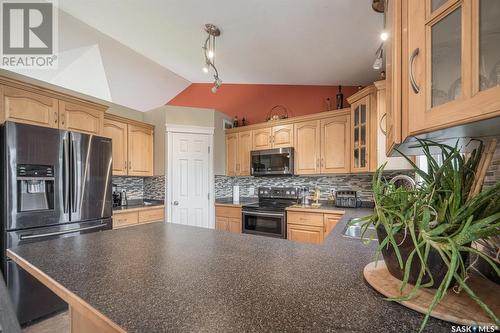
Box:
0, 121, 113, 325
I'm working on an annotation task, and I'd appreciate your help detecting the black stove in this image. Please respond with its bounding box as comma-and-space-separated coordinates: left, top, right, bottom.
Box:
242, 187, 300, 238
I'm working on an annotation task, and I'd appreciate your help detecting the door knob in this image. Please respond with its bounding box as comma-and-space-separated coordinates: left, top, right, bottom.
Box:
173, 201, 179, 206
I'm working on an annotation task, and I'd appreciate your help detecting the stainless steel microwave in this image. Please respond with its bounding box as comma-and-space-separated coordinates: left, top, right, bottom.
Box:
251, 148, 294, 176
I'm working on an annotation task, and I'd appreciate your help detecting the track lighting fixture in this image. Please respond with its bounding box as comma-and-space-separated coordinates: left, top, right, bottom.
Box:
202, 24, 222, 93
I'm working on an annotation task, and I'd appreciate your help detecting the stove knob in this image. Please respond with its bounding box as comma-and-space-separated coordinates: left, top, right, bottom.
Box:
286, 191, 290, 195
291, 191, 295, 195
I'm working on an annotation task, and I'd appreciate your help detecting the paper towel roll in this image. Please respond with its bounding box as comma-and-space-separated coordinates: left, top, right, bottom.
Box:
233, 186, 240, 203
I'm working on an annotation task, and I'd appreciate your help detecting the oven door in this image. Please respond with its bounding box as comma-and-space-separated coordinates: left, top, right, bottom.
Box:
242, 210, 286, 238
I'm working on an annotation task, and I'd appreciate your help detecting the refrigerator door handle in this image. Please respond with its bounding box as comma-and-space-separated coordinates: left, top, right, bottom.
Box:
19, 224, 108, 240
71, 135, 77, 213
63, 135, 70, 214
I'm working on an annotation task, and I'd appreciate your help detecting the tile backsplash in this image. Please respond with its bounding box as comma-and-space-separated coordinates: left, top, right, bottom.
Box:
144, 176, 166, 200
215, 171, 414, 202
112, 176, 165, 200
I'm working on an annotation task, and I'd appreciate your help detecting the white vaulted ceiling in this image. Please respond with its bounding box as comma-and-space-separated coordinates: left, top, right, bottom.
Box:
58, 0, 383, 86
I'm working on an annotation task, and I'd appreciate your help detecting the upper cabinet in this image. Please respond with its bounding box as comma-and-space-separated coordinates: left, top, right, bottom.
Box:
237, 131, 253, 175
0, 76, 107, 134
127, 125, 154, 176
253, 127, 272, 150
294, 110, 351, 175
59, 101, 104, 135
294, 120, 321, 174
347, 86, 377, 173
387, 0, 500, 148
271, 124, 294, 148
253, 124, 293, 150
0, 85, 59, 128
103, 114, 154, 177
225, 130, 252, 176
320, 114, 350, 174
103, 118, 128, 176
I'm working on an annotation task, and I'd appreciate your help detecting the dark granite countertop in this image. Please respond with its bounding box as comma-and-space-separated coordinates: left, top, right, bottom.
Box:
112, 199, 164, 212
8, 209, 451, 332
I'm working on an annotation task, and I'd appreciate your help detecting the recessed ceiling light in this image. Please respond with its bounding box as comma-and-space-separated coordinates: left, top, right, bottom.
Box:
380, 31, 388, 41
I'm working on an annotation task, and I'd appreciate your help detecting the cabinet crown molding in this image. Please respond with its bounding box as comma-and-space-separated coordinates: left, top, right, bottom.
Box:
347, 85, 377, 104
226, 109, 350, 134
0, 75, 108, 112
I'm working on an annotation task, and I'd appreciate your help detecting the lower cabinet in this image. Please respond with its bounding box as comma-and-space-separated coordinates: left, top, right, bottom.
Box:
286, 210, 343, 244
112, 206, 165, 229
215, 205, 242, 233
288, 224, 324, 244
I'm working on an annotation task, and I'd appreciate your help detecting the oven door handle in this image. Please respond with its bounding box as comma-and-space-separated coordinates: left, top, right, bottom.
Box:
243, 211, 285, 217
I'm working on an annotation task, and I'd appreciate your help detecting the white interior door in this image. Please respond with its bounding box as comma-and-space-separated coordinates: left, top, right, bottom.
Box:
171, 132, 211, 228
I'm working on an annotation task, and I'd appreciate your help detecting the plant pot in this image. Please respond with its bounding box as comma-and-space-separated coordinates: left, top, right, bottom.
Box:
474, 255, 500, 285
376, 225, 469, 288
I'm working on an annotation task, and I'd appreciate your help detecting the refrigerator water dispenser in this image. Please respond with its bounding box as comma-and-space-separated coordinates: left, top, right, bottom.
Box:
17, 165, 55, 212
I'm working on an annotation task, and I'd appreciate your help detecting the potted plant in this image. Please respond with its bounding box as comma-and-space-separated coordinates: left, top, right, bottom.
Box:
359, 139, 500, 331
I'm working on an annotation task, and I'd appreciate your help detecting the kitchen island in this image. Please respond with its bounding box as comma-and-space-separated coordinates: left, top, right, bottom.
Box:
7, 209, 451, 332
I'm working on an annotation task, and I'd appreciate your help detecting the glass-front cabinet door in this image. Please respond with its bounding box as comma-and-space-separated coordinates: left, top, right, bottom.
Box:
407, 0, 500, 136
351, 96, 370, 173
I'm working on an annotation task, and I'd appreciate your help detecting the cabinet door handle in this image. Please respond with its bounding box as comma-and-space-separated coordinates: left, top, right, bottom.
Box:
129, 161, 132, 169
124, 161, 127, 169
316, 158, 319, 168
409, 48, 420, 94
321, 158, 325, 168
379, 113, 387, 135
54, 112, 58, 123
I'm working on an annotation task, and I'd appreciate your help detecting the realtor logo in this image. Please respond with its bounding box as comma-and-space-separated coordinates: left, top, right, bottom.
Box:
1, 0, 58, 68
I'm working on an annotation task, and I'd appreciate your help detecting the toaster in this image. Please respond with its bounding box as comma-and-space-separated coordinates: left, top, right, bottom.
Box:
335, 190, 361, 208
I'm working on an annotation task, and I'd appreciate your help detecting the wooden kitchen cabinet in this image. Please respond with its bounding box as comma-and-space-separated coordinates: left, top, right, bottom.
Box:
294, 120, 321, 175
0, 85, 59, 128
286, 210, 343, 245
347, 86, 377, 173
0, 76, 108, 134
215, 205, 242, 233
253, 124, 293, 150
320, 114, 350, 174
385, 0, 500, 144
103, 118, 128, 175
294, 111, 351, 175
237, 131, 253, 176
272, 124, 294, 148
385, 0, 407, 154
113, 206, 165, 229
226, 130, 252, 176
226, 133, 238, 176
59, 101, 104, 135
253, 127, 272, 150
287, 224, 324, 245
128, 124, 154, 176
104, 114, 154, 176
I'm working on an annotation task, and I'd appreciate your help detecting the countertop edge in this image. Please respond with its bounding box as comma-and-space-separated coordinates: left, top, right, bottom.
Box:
6, 249, 126, 333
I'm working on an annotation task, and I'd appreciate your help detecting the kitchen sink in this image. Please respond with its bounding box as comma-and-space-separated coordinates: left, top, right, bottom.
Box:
342, 218, 378, 241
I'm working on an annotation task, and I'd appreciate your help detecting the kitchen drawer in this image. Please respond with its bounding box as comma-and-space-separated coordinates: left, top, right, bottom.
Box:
139, 208, 164, 223
113, 211, 138, 229
287, 212, 324, 227
215, 206, 241, 219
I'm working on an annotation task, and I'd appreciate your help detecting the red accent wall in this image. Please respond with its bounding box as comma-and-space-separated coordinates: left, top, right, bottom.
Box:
167, 83, 359, 125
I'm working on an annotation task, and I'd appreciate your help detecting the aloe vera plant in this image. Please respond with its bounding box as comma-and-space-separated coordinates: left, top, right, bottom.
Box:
359, 139, 500, 331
